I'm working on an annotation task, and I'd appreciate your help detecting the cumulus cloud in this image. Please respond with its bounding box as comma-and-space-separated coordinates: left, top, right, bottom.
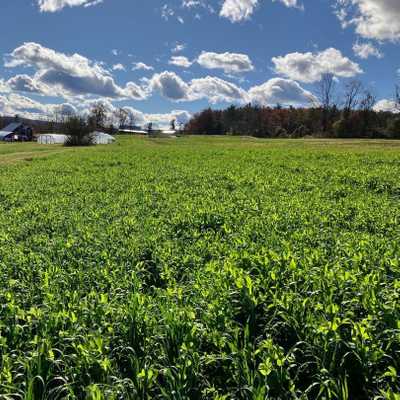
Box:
37, 0, 103, 12
132, 62, 154, 71
112, 63, 126, 71
167, 51, 254, 74
148, 71, 247, 103
197, 51, 254, 74
148, 70, 312, 106
0, 90, 192, 129
146, 109, 192, 127
0, 91, 77, 120
6, 74, 51, 95
169, 56, 193, 68
53, 103, 78, 115
5, 42, 147, 100
118, 106, 192, 128
220, 0, 259, 22
272, 48, 362, 83
353, 42, 383, 59
335, 0, 400, 41
0, 80, 10, 93
190, 76, 248, 103
275, 0, 301, 7
220, 0, 301, 22
373, 99, 400, 113
149, 71, 192, 101
249, 77, 315, 106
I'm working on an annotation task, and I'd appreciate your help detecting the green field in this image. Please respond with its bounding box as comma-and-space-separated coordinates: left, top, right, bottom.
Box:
0, 136, 399, 399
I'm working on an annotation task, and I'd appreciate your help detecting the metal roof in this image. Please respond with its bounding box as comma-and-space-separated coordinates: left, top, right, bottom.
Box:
120, 128, 147, 134
0, 131, 12, 139
1, 122, 22, 134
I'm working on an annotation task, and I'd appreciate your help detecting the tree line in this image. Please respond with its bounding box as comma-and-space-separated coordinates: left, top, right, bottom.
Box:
185, 75, 400, 139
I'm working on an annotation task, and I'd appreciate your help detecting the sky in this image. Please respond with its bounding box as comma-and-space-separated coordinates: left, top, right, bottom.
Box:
0, 0, 400, 127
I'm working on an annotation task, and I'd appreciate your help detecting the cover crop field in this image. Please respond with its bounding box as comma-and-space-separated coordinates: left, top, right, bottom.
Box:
0, 136, 399, 399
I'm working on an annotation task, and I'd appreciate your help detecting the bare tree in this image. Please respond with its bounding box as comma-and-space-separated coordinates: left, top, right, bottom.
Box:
170, 119, 176, 131
343, 80, 363, 113
114, 107, 129, 129
360, 88, 376, 135
317, 74, 337, 110
88, 102, 108, 130
316, 74, 337, 132
360, 89, 376, 112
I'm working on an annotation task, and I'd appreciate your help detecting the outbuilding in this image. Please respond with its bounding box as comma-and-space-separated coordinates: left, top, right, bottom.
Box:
37, 132, 116, 145
119, 128, 147, 134
37, 134, 68, 144
90, 131, 116, 144
0, 122, 33, 141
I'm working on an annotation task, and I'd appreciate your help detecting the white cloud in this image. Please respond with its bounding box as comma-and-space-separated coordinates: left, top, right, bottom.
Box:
112, 63, 126, 71
335, 0, 400, 41
146, 109, 192, 127
6, 74, 51, 95
220, 0, 258, 22
118, 106, 192, 128
172, 43, 186, 53
148, 71, 247, 103
353, 42, 383, 59
5, 42, 146, 100
373, 99, 400, 113
182, 0, 203, 8
37, 0, 103, 12
249, 77, 315, 106
275, 0, 300, 7
190, 76, 248, 103
0, 80, 11, 93
272, 48, 362, 83
53, 103, 78, 115
149, 71, 192, 101
132, 62, 154, 71
197, 51, 254, 74
148, 70, 312, 106
169, 56, 193, 68
220, 0, 301, 22
0, 90, 192, 129
0, 91, 77, 120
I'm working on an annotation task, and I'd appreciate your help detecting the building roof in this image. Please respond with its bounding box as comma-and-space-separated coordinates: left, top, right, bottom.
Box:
90, 131, 116, 144
162, 130, 177, 134
120, 128, 147, 134
1, 122, 23, 134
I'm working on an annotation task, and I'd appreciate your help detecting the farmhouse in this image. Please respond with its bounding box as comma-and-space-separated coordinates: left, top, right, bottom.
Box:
0, 122, 33, 141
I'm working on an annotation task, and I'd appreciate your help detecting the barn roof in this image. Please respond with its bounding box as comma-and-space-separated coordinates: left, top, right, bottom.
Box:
1, 122, 23, 134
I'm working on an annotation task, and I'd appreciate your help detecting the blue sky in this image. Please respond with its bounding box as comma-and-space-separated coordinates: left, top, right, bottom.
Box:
0, 0, 399, 126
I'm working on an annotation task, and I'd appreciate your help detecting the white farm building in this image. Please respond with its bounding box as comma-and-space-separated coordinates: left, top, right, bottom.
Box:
37, 132, 116, 145
91, 131, 116, 144
37, 134, 68, 144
